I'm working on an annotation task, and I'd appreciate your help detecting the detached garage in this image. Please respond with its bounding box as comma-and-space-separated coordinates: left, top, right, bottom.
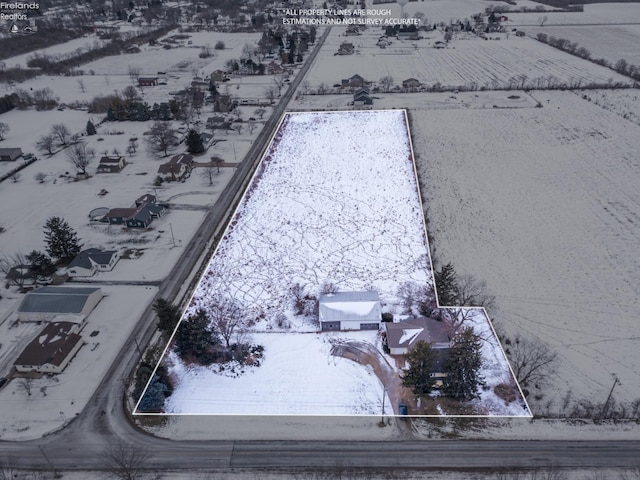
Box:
17, 286, 104, 322
318, 291, 382, 331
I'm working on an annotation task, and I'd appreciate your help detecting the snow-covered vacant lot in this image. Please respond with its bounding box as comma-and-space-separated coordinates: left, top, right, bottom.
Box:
411, 89, 640, 413
150, 110, 525, 416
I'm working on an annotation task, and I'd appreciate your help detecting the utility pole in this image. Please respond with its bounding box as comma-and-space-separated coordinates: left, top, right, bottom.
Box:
38, 445, 60, 478
169, 222, 176, 247
598, 376, 619, 422
379, 387, 387, 426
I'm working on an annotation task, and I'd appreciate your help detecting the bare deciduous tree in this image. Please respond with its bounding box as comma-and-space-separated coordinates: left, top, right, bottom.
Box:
18, 378, 33, 396
36, 134, 55, 155
0, 122, 9, 140
247, 121, 256, 135
127, 65, 141, 83
145, 121, 176, 157
77, 78, 86, 93
263, 85, 277, 105
34, 172, 47, 183
379, 75, 394, 93
300, 79, 311, 96
206, 295, 247, 349
66, 142, 95, 175
10, 172, 21, 183
253, 108, 266, 119
199, 165, 218, 186
508, 335, 557, 390
102, 439, 152, 480
122, 85, 140, 101
455, 274, 496, 311
51, 123, 71, 146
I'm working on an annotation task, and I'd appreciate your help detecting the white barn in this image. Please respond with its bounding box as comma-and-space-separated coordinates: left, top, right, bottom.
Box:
318, 291, 382, 331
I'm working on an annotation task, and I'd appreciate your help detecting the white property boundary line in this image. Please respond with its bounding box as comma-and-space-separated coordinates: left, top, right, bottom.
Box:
135, 108, 532, 418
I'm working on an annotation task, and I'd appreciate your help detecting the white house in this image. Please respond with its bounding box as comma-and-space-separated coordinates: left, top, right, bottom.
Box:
318, 291, 382, 331
67, 249, 120, 277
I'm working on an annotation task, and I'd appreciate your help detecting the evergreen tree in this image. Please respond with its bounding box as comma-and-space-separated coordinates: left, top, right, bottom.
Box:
434, 262, 458, 306
137, 375, 167, 412
185, 129, 205, 154
442, 327, 485, 401
153, 298, 181, 333
43, 217, 81, 262
174, 308, 220, 364
401, 341, 437, 395
26, 250, 56, 284
86, 120, 97, 135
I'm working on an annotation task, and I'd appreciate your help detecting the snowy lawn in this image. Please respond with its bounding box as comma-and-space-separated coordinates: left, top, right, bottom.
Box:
164, 331, 388, 415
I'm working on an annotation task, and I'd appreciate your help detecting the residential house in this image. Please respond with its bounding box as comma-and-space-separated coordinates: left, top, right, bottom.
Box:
384, 316, 451, 385
402, 78, 422, 91
266, 61, 285, 75
102, 207, 137, 225
96, 155, 126, 173
156, 153, 194, 183
213, 95, 234, 113
138, 76, 159, 87
397, 31, 420, 41
336, 42, 355, 55
134, 193, 156, 207
345, 26, 361, 36
341, 74, 367, 88
0, 147, 23, 162
318, 291, 382, 332
353, 88, 373, 107
126, 202, 166, 228
14, 321, 84, 374
206, 115, 231, 130
434, 41, 446, 49
211, 70, 227, 82
66, 248, 120, 277
17, 286, 103, 322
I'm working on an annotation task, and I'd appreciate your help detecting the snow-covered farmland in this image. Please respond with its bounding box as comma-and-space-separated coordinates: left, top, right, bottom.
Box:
577, 88, 640, 128
411, 90, 640, 412
184, 110, 431, 318
521, 25, 640, 66
305, 27, 630, 91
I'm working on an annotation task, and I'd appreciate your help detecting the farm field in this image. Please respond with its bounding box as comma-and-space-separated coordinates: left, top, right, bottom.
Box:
506, 2, 640, 25
305, 27, 630, 91
521, 24, 640, 66
410, 90, 640, 415
576, 88, 640, 127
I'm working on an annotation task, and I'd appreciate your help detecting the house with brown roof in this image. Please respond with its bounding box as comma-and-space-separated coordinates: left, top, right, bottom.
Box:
138, 76, 159, 87
341, 74, 367, 88
14, 321, 84, 374
157, 153, 194, 182
384, 316, 451, 384
402, 78, 422, 91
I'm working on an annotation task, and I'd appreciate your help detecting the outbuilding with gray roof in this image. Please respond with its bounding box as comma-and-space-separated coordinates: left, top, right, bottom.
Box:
17, 286, 104, 322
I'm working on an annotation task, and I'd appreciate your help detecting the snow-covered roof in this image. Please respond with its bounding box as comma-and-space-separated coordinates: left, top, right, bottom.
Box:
318, 291, 381, 322
18, 286, 102, 314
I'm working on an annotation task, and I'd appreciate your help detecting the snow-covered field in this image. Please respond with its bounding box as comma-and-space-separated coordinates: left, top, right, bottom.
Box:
521, 25, 640, 66
411, 90, 640, 414
305, 27, 630, 91
576, 88, 640, 127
